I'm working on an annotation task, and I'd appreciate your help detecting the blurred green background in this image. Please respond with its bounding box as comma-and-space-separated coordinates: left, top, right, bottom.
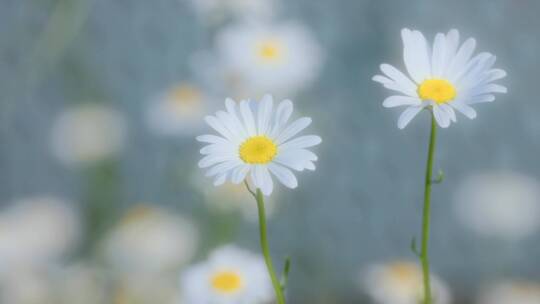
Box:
1, 0, 540, 303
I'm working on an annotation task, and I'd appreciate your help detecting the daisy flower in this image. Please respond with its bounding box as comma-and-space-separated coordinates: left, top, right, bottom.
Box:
197, 95, 321, 196
477, 281, 540, 304
374, 28, 507, 129
146, 83, 208, 136
216, 22, 323, 96
180, 245, 273, 304
454, 171, 540, 240
101, 205, 199, 274
360, 261, 451, 304
50, 104, 126, 165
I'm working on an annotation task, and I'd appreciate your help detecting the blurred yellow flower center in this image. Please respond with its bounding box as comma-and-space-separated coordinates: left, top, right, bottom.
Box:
418, 79, 457, 104
211, 271, 243, 293
257, 40, 283, 62
239, 136, 277, 164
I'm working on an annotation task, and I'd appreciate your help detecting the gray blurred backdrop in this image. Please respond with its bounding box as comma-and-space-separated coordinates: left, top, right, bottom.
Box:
1, 0, 540, 303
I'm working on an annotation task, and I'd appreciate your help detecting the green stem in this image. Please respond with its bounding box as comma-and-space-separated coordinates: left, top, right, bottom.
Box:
254, 188, 286, 304
420, 112, 437, 304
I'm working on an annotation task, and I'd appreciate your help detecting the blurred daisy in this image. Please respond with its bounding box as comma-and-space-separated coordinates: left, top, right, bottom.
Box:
477, 281, 540, 304
361, 261, 451, 304
112, 275, 181, 304
454, 171, 540, 240
56, 263, 108, 304
189, 0, 277, 24
374, 28, 507, 129
146, 83, 208, 136
216, 22, 323, 96
197, 95, 321, 196
180, 245, 273, 304
0, 269, 54, 304
192, 173, 278, 221
101, 205, 199, 274
0, 196, 80, 271
50, 104, 126, 165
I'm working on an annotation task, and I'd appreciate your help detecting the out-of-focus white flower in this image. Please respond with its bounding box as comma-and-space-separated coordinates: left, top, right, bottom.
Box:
216, 22, 323, 96
50, 104, 126, 165
477, 281, 540, 304
180, 245, 274, 304
454, 172, 540, 240
360, 261, 451, 304
0, 269, 54, 304
112, 275, 181, 304
192, 173, 278, 221
56, 263, 108, 304
0, 196, 80, 272
146, 83, 209, 136
189, 0, 277, 24
101, 205, 199, 274
374, 28, 506, 129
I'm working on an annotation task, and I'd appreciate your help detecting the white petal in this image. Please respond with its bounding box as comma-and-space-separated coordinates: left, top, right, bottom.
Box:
200, 143, 235, 155
383, 96, 422, 108
380, 64, 418, 96
450, 101, 477, 119
275, 149, 317, 171
231, 165, 250, 184
224, 98, 248, 138
439, 104, 456, 122
446, 37, 476, 79
443, 29, 460, 71
402, 28, 431, 83
269, 99, 293, 138
466, 94, 495, 104
372, 75, 393, 85
205, 116, 236, 142
304, 161, 316, 171
240, 100, 256, 136
454, 53, 495, 85
433, 105, 451, 128
198, 154, 237, 168
216, 111, 244, 141
279, 135, 322, 150
213, 172, 228, 186
253, 165, 273, 196
275, 117, 312, 144
196, 134, 229, 145
257, 94, 273, 135
397, 106, 424, 129
431, 33, 446, 77
205, 160, 241, 177
470, 84, 508, 96
268, 163, 298, 189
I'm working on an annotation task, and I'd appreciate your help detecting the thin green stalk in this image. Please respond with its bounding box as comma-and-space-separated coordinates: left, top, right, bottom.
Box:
420, 112, 438, 304
253, 188, 286, 304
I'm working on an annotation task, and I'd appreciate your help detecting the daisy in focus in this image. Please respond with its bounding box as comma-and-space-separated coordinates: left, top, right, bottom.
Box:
197, 95, 321, 196
180, 245, 273, 304
360, 261, 451, 304
216, 22, 323, 96
373, 28, 507, 129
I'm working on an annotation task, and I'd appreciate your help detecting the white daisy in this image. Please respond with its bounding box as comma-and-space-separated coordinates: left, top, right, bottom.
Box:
477, 281, 540, 304
360, 261, 451, 304
180, 245, 273, 304
0, 196, 80, 271
146, 83, 208, 136
216, 22, 323, 96
454, 171, 540, 241
50, 104, 126, 165
374, 28, 507, 129
101, 205, 199, 274
197, 95, 321, 196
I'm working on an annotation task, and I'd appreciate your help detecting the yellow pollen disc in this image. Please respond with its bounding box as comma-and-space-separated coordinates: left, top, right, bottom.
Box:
239, 136, 278, 164
257, 40, 283, 62
417, 79, 457, 104
211, 271, 243, 293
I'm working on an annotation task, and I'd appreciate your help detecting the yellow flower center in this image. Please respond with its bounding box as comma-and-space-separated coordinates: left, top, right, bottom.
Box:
417, 79, 457, 104
256, 40, 283, 62
239, 136, 277, 164
211, 271, 243, 294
